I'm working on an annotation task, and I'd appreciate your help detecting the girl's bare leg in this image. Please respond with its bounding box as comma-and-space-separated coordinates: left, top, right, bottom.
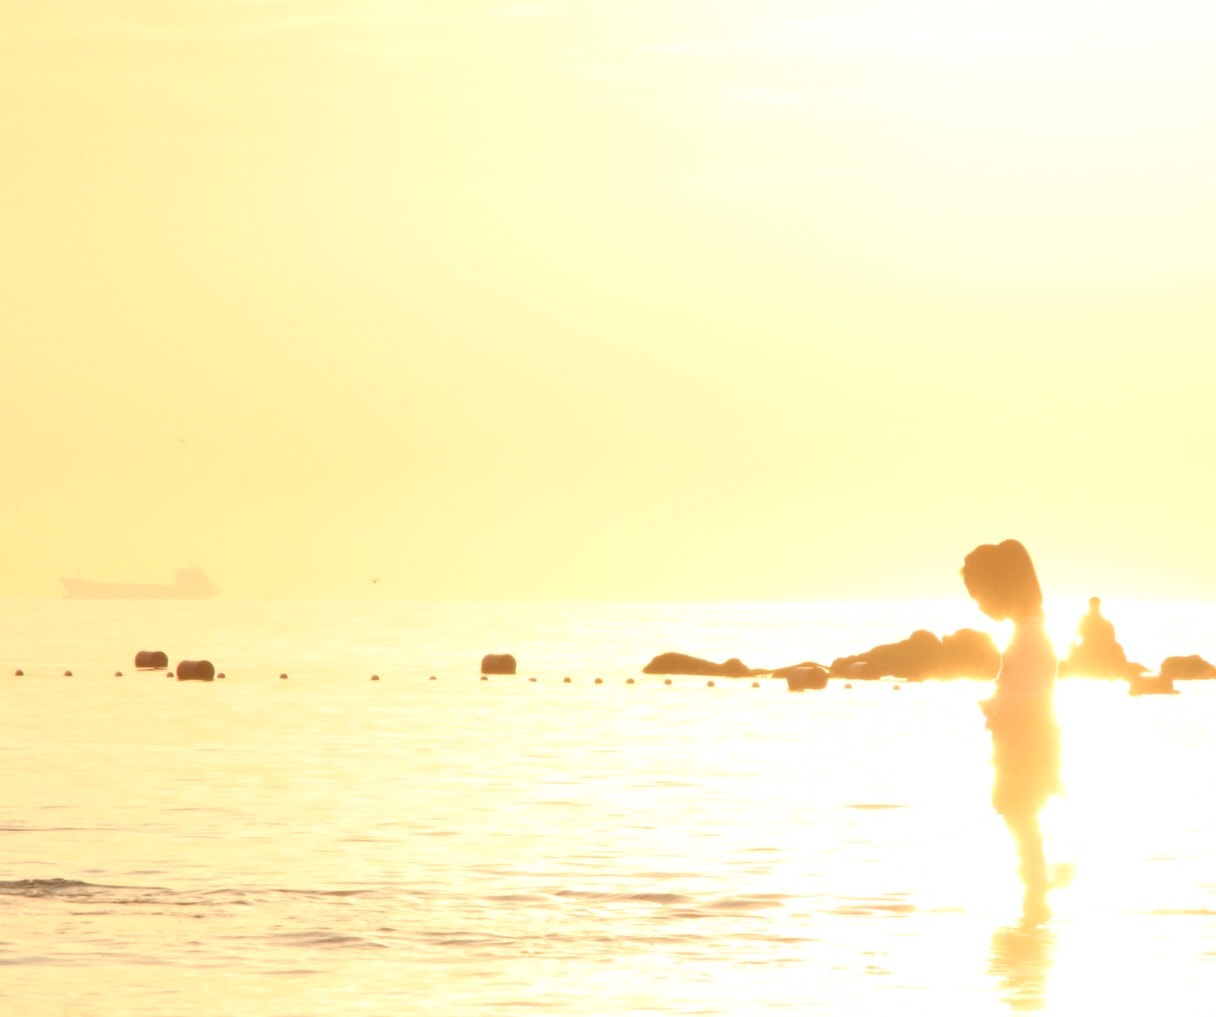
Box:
1006, 812, 1050, 925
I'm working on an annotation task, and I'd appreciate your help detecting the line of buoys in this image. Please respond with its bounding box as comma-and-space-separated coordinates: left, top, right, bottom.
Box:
177, 660, 216, 682
7, 667, 836, 687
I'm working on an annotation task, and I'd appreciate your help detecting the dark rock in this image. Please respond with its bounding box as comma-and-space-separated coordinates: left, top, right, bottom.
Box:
481, 653, 517, 675
939, 628, 1002, 679
1060, 598, 1139, 678
642, 652, 755, 677
1129, 674, 1179, 696
785, 665, 829, 691
772, 660, 829, 678
1159, 655, 1216, 680
830, 628, 999, 680
176, 659, 216, 681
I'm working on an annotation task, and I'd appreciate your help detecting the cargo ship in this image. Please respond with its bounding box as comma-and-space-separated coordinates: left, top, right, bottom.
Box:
60, 567, 218, 599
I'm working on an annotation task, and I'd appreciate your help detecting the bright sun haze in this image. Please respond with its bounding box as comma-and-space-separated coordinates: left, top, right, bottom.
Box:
3, 1, 1215, 600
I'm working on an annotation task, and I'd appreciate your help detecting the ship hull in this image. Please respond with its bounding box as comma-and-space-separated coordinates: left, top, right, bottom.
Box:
60, 570, 217, 600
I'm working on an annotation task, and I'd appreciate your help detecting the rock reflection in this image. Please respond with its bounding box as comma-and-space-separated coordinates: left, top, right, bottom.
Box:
989, 924, 1055, 1011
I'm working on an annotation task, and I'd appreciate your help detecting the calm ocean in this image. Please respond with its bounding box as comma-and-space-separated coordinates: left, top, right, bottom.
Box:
4, 599, 1216, 1015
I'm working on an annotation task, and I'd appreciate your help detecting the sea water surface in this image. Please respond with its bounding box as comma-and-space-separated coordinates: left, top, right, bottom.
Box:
3, 599, 1216, 1015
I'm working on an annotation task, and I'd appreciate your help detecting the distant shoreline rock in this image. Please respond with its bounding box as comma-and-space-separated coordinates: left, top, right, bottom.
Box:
642, 653, 755, 678
1159, 654, 1216, 680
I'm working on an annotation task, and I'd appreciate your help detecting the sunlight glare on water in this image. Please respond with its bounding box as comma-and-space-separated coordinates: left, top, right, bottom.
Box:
2, 600, 1216, 1015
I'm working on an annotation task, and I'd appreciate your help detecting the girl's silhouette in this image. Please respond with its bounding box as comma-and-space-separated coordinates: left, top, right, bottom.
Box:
962, 539, 1061, 926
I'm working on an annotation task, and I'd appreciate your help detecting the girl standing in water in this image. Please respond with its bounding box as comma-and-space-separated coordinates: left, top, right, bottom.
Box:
962, 540, 1061, 926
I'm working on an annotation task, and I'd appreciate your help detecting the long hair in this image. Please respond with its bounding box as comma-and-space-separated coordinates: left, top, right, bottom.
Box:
962, 539, 1044, 620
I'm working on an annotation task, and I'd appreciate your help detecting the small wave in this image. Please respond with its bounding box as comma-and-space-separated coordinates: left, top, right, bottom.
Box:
263, 887, 365, 899
272, 931, 389, 950
0, 878, 253, 911
0, 878, 96, 898
1151, 908, 1216, 916
555, 889, 693, 905
486, 892, 549, 904
704, 894, 787, 912
829, 898, 916, 916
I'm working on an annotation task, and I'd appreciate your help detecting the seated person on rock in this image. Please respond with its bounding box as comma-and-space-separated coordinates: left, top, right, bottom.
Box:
1063, 597, 1129, 678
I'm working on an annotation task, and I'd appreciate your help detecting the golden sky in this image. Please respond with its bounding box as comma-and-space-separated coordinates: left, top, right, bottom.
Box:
3, 1, 1215, 600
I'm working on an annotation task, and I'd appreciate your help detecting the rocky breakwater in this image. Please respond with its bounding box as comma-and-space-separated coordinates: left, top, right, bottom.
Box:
829, 628, 1001, 681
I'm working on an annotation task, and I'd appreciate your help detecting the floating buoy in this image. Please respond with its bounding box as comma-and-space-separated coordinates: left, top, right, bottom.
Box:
751, 681, 759, 688
279, 673, 288, 680
528, 677, 537, 683
371, 674, 380, 681
177, 660, 216, 682
844, 683, 853, 689
115, 671, 123, 677
663, 678, 672, 685
134, 650, 169, 670
14, 669, 23, 676
594, 677, 603, 684
168, 672, 175, 678
480, 675, 489, 681
429, 675, 437, 681
64, 670, 72, 676
563, 677, 572, 684
707, 680, 715, 687
893, 684, 901, 691
626, 678, 635, 684
217, 672, 225, 679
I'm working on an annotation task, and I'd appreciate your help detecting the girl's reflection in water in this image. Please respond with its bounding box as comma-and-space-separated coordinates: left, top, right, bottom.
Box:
990, 924, 1055, 1011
